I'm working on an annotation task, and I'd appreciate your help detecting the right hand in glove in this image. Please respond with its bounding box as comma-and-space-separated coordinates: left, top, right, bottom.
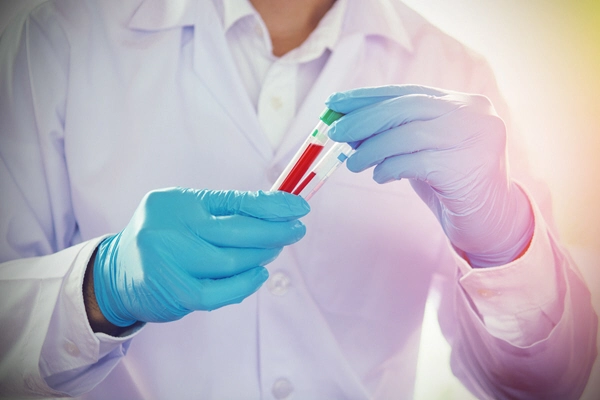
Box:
91, 188, 310, 327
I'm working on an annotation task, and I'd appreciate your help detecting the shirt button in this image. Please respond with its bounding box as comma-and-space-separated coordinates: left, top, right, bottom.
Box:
476, 288, 500, 298
270, 96, 283, 110
64, 341, 80, 357
268, 271, 291, 296
272, 378, 294, 399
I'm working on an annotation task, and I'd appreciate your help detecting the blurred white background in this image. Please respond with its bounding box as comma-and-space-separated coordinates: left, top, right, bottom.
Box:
2, 1, 598, 399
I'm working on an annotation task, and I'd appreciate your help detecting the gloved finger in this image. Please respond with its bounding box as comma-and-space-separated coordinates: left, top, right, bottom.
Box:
346, 119, 451, 173
328, 94, 460, 143
409, 179, 444, 222
374, 153, 485, 217
325, 85, 448, 114
181, 244, 283, 279
370, 151, 435, 184
197, 189, 310, 221
185, 266, 269, 311
192, 214, 306, 248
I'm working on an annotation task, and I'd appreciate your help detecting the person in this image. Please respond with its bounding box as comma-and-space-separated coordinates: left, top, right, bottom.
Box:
0, 0, 597, 398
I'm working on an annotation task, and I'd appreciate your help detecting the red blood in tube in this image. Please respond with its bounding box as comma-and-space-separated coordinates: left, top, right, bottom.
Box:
278, 143, 324, 193
293, 171, 316, 195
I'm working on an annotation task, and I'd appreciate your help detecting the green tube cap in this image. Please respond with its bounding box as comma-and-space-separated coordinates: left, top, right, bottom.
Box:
319, 108, 344, 126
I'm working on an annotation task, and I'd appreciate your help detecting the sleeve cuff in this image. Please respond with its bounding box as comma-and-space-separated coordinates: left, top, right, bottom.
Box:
449, 188, 565, 346
39, 236, 143, 380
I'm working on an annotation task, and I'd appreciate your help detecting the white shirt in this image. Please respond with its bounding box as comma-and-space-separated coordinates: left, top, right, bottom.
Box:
0, 0, 596, 399
219, 0, 346, 147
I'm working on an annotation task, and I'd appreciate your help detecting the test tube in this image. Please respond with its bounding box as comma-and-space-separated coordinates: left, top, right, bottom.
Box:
270, 108, 344, 193
293, 142, 355, 200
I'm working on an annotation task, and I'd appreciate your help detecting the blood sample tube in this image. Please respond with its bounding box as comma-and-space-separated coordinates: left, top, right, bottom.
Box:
270, 108, 344, 193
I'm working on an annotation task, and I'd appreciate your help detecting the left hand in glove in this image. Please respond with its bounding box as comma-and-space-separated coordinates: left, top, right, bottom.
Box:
326, 85, 533, 268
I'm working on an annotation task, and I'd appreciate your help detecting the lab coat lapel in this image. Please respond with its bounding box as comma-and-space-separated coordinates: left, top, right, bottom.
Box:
191, 3, 272, 162
272, 34, 365, 167
129, 1, 270, 161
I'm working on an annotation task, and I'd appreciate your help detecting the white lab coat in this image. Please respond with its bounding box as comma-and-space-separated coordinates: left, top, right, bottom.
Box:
0, 0, 596, 399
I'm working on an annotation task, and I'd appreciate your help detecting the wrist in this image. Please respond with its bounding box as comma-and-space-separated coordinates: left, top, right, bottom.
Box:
92, 234, 138, 328
84, 246, 130, 336
464, 182, 534, 268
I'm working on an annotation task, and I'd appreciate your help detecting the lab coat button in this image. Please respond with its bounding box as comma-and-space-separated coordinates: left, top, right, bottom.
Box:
272, 378, 293, 399
270, 96, 283, 110
268, 271, 291, 296
64, 341, 80, 357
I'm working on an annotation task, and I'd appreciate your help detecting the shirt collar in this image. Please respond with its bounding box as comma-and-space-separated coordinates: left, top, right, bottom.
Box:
216, 0, 346, 48
342, 0, 413, 52
310, 0, 347, 52
127, 0, 413, 53
280, 0, 348, 62
219, 0, 256, 32
215, 0, 347, 63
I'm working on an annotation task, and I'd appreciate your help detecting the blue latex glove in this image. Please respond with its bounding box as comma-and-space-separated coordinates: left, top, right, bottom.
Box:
326, 85, 533, 267
93, 188, 309, 327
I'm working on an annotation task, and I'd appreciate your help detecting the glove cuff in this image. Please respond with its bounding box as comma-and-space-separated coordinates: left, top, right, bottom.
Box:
465, 183, 534, 268
93, 233, 138, 327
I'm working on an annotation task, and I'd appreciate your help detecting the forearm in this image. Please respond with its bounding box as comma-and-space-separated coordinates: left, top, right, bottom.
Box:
83, 249, 129, 336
